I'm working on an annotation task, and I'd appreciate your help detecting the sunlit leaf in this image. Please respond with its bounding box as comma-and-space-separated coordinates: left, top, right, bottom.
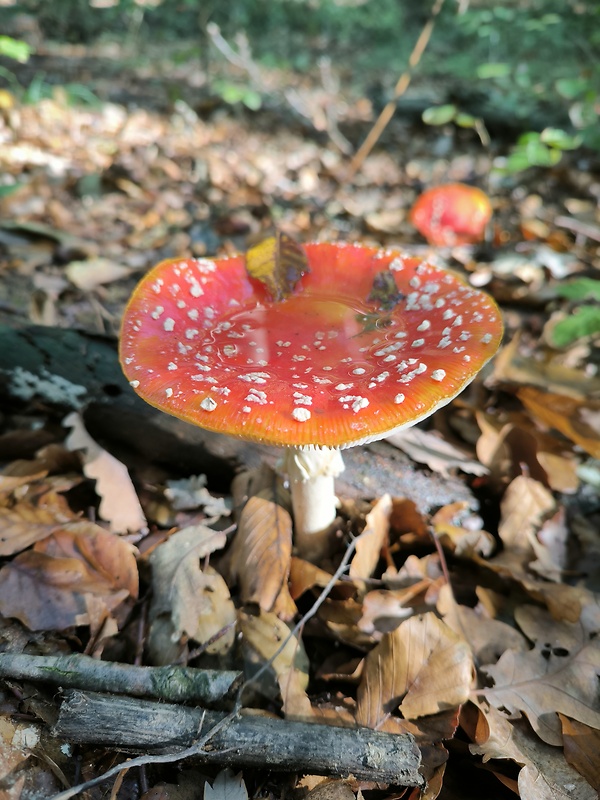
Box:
422, 104, 456, 126
551, 306, 600, 347
245, 233, 309, 302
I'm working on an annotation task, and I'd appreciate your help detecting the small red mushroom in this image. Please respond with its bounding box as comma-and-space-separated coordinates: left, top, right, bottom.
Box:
120, 242, 503, 559
410, 183, 492, 246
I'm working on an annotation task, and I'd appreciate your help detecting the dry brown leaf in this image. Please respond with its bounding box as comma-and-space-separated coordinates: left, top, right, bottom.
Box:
64, 412, 146, 533
349, 493, 391, 580
492, 331, 600, 400
304, 779, 355, 800
498, 475, 555, 552
356, 613, 473, 725
559, 714, 600, 791
239, 610, 310, 712
357, 586, 430, 636
387, 428, 488, 477
65, 257, 132, 291
432, 503, 495, 558
518, 386, 600, 459
0, 521, 138, 631
229, 495, 294, 617
481, 604, 600, 746
0, 502, 71, 556
245, 232, 308, 302
437, 584, 527, 665
472, 704, 596, 800
289, 557, 334, 600
149, 526, 234, 654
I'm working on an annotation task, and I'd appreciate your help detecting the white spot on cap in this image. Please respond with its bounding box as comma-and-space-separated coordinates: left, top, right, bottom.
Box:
293, 392, 312, 405
130, 380, 140, 389
242, 406, 251, 413
335, 383, 353, 391
168, 362, 177, 370
432, 369, 446, 382
164, 318, 175, 332
185, 328, 199, 340
412, 339, 425, 347
200, 396, 217, 411
166, 388, 173, 398
292, 407, 311, 422
481, 333, 493, 343
151, 306, 164, 319
238, 372, 270, 384
394, 393, 405, 404
352, 368, 366, 375
417, 320, 431, 331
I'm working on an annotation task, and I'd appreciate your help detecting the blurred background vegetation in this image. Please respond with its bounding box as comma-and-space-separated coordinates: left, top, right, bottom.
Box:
1, 0, 599, 164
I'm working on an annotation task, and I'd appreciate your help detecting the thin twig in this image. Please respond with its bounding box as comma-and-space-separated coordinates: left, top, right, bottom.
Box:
347, 0, 447, 180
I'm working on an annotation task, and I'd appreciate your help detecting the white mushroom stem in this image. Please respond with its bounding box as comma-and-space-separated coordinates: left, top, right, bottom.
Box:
281, 446, 345, 561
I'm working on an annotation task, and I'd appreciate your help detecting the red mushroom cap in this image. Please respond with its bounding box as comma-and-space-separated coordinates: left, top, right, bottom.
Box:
119, 243, 503, 448
410, 183, 492, 246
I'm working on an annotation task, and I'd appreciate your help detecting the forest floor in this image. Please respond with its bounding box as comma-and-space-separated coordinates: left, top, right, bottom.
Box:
0, 41, 599, 800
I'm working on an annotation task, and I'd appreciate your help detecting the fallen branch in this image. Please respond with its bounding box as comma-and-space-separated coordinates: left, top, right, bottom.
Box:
54, 690, 423, 787
0, 653, 241, 705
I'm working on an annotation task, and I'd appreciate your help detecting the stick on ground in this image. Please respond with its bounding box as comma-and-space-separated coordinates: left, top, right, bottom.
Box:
0, 653, 241, 704
54, 690, 424, 787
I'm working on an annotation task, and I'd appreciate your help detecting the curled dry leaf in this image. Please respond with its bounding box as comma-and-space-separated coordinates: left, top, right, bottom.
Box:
481, 604, 600, 746
437, 584, 527, 666
357, 612, 473, 725
498, 475, 555, 552
0, 502, 71, 556
149, 526, 234, 654
518, 386, 600, 459
64, 412, 146, 533
472, 704, 596, 800
0, 521, 138, 631
204, 769, 248, 800
228, 495, 295, 618
349, 493, 391, 581
387, 428, 488, 478
239, 609, 310, 715
559, 714, 600, 792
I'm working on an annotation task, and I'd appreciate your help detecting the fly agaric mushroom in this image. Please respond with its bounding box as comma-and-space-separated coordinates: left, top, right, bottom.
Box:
120, 242, 502, 560
410, 183, 492, 246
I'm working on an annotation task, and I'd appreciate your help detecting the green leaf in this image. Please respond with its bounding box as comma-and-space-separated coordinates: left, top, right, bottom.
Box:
476, 62, 511, 79
0, 36, 32, 63
540, 127, 582, 151
555, 77, 588, 99
422, 104, 456, 126
551, 306, 600, 348
454, 112, 478, 129
555, 278, 600, 302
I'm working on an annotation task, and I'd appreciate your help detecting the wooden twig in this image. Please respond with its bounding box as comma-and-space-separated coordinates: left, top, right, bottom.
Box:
54, 690, 423, 787
347, 0, 447, 180
0, 653, 241, 705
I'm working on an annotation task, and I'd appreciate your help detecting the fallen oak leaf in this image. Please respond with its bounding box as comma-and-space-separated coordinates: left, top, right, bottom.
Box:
559, 714, 600, 792
471, 704, 596, 800
481, 604, 600, 746
387, 427, 489, 478
0, 502, 72, 556
0, 521, 138, 631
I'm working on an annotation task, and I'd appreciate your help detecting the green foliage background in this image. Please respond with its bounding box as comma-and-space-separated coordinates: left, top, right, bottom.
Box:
1, 0, 599, 148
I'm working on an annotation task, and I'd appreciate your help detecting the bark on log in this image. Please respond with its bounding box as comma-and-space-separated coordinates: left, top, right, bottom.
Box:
54, 690, 423, 787
0, 653, 241, 704
0, 323, 475, 510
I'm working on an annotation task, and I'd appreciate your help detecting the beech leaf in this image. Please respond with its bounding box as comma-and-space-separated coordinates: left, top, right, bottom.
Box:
357, 612, 473, 724
245, 232, 309, 302
0, 522, 138, 631
228, 494, 294, 616
149, 526, 234, 653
